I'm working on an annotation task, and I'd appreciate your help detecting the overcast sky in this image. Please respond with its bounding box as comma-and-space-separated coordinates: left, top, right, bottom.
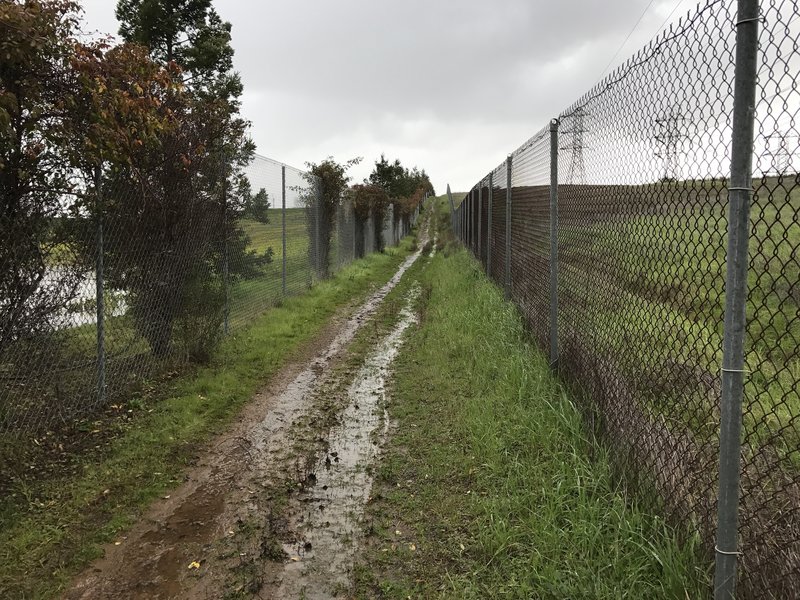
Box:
78, 0, 699, 193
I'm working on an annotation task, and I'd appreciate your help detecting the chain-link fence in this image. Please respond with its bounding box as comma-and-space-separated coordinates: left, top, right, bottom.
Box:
0, 151, 411, 443
453, 0, 798, 596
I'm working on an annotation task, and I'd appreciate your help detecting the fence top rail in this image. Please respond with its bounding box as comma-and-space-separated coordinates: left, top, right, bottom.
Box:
251, 152, 312, 176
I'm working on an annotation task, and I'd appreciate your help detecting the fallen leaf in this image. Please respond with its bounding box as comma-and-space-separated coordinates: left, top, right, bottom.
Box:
187, 561, 201, 570
408, 543, 416, 551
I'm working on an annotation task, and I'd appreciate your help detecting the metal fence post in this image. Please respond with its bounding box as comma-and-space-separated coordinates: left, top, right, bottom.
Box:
474, 188, 479, 254
314, 177, 323, 279
281, 165, 287, 295
94, 165, 106, 406
352, 197, 358, 260
714, 1, 759, 597
447, 184, 455, 234
487, 172, 493, 278
222, 171, 230, 335
549, 119, 560, 368
505, 155, 512, 299
461, 203, 465, 242
467, 191, 472, 251
478, 181, 483, 266
467, 190, 475, 255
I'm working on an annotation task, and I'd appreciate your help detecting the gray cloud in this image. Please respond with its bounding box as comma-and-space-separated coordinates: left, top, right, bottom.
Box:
80, 0, 695, 192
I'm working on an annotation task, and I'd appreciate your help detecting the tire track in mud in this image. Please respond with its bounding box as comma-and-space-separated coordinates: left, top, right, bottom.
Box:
64, 224, 428, 600
269, 284, 420, 599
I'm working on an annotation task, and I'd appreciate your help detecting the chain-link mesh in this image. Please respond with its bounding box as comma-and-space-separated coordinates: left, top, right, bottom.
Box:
331, 197, 356, 272
452, 0, 800, 595
488, 160, 508, 287
0, 148, 408, 445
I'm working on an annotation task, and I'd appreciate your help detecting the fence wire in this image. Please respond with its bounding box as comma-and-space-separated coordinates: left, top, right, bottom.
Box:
0, 151, 406, 445
454, 0, 799, 596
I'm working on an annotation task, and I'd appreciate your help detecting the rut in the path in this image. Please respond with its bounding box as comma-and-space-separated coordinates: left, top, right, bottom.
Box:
64, 223, 428, 600
271, 284, 420, 599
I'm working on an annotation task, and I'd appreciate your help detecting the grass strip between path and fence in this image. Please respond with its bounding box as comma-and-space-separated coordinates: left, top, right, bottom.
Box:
0, 238, 414, 600
355, 234, 711, 599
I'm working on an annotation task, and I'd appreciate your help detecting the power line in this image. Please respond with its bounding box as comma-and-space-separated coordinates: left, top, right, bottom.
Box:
652, 0, 690, 39
596, 0, 659, 83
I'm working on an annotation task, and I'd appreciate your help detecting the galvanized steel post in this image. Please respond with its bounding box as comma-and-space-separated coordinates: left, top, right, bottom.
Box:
714, 1, 759, 598
222, 170, 230, 335
94, 165, 106, 406
487, 172, 493, 278
478, 180, 483, 266
549, 119, 560, 368
464, 197, 468, 244
505, 155, 512, 299
468, 190, 473, 251
314, 175, 322, 280
447, 184, 455, 233
281, 165, 287, 295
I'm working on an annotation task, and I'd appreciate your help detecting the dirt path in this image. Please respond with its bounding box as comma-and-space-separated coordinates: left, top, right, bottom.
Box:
64, 226, 427, 600
267, 284, 420, 599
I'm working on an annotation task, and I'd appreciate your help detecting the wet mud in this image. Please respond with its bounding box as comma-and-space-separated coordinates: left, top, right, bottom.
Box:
271, 285, 420, 599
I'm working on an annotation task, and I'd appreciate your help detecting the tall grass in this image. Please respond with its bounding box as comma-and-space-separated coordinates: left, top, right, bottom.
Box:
356, 217, 710, 598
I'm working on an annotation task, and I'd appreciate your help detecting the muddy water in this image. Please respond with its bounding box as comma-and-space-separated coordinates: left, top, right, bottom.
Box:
275, 285, 420, 599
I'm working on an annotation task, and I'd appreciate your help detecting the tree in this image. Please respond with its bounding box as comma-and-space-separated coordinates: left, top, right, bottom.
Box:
366, 155, 434, 243
115, 0, 254, 209
0, 0, 86, 356
304, 156, 361, 278
350, 184, 389, 255
115, 0, 247, 156
243, 188, 270, 224
108, 0, 257, 360
368, 154, 406, 198
368, 155, 435, 199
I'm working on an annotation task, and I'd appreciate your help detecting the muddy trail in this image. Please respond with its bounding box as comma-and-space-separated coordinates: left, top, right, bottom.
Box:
64, 226, 429, 600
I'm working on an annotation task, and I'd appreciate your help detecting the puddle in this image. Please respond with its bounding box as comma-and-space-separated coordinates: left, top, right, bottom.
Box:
275, 285, 421, 599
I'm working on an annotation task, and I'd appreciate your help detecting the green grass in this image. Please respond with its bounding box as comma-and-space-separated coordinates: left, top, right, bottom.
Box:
354, 216, 709, 598
0, 239, 413, 600
239, 209, 308, 258
448, 191, 468, 207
